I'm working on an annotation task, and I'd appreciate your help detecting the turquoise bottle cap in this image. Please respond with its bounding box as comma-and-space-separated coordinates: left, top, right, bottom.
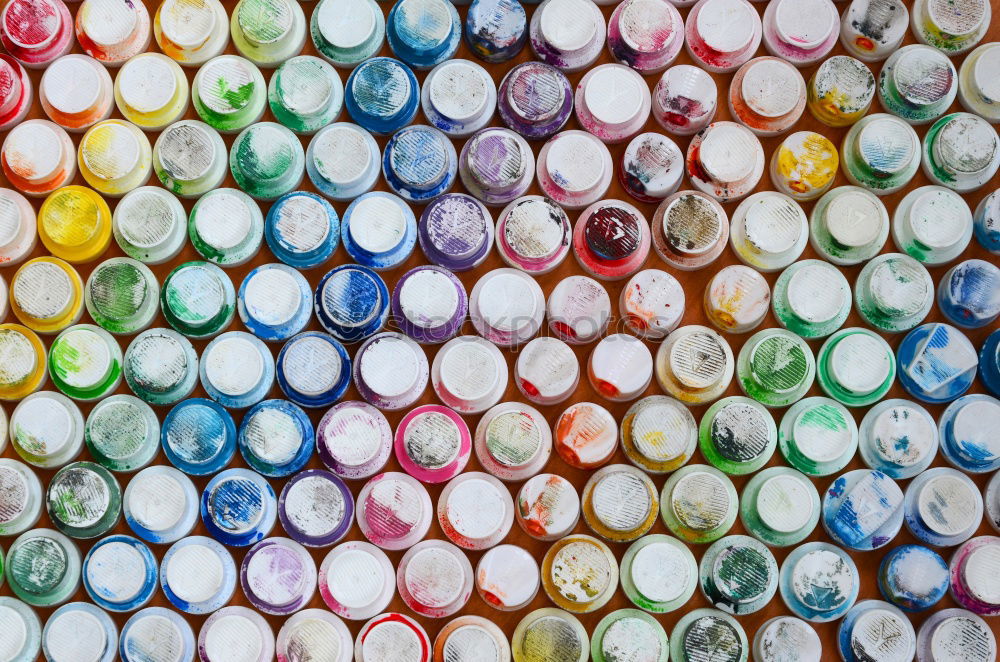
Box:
729, 191, 808, 272
6, 529, 80, 607
741, 466, 820, 547
838, 601, 916, 662
310, 0, 385, 67
161, 398, 237, 476
230, 122, 306, 201
0, 597, 41, 661
809, 185, 889, 266
939, 394, 1000, 473
47, 324, 123, 401
85, 258, 159, 335
9, 391, 84, 468
265, 191, 340, 269
160, 536, 236, 614
699, 396, 777, 475
772, 259, 851, 338
620, 534, 697, 613
859, 399, 938, 479
698, 535, 778, 615
112, 186, 187, 264
200, 331, 275, 409
238, 400, 314, 478
82, 535, 158, 612
84, 395, 159, 473
119, 608, 196, 662
854, 253, 934, 332
897, 323, 978, 403
46, 461, 121, 539
817, 328, 895, 407
923, 112, 1000, 193
123, 328, 199, 405
660, 464, 738, 544
669, 608, 748, 662
778, 396, 859, 476
237, 263, 312, 342
268, 55, 342, 135
152, 120, 228, 198
591, 610, 669, 662
904, 467, 982, 547
892, 185, 972, 266
42, 602, 116, 662
276, 609, 352, 662
122, 465, 198, 544
386, 0, 461, 70
306, 123, 381, 201
737, 328, 815, 408
779, 541, 859, 622
0, 459, 42, 536
823, 469, 903, 550
878, 45, 957, 125
753, 616, 821, 662
192, 55, 267, 133
160, 261, 236, 338
841, 113, 920, 195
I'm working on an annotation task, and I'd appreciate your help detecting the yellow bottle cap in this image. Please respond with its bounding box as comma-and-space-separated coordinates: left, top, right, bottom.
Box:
38, 185, 113, 263
0, 323, 47, 400
10, 257, 84, 334
78, 120, 152, 197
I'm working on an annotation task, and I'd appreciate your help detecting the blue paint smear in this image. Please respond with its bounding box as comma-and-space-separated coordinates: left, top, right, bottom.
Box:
209, 478, 265, 533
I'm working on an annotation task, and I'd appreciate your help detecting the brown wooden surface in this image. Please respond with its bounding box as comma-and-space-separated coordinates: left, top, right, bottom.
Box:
1, 0, 999, 658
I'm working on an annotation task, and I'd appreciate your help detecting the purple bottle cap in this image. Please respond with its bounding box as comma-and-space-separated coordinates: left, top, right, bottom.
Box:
459, 127, 535, 207
536, 130, 613, 210
437, 471, 514, 550
515, 336, 580, 405
474, 401, 553, 481
469, 267, 546, 346
394, 404, 472, 483
239, 537, 317, 615
352, 331, 429, 411
608, 0, 685, 74
495, 195, 573, 274
620, 269, 686, 339
418, 193, 494, 272
391, 266, 468, 344
317, 401, 393, 480
546, 274, 612, 344
278, 469, 354, 547
432, 335, 509, 414
529, 0, 606, 72
318, 541, 395, 621
620, 132, 684, 203
497, 61, 573, 140
356, 471, 433, 550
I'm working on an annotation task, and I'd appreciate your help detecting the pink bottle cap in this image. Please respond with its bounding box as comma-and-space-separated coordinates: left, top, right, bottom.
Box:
529, 0, 606, 73
515, 336, 580, 405
653, 64, 718, 136
729, 56, 806, 137
619, 132, 684, 203
356, 614, 430, 662
554, 401, 618, 468
516, 473, 581, 540
536, 131, 613, 211
762, 0, 839, 67
394, 404, 471, 484
316, 401, 393, 480
652, 190, 730, 270
469, 268, 545, 347
588, 333, 654, 401
574, 63, 651, 144
608, 0, 684, 74
0, 56, 31, 131
620, 269, 685, 339
396, 540, 474, 619
495, 195, 573, 273
0, 0, 73, 69
573, 199, 651, 281
685, 0, 762, 73
431, 335, 509, 414
356, 472, 433, 550
437, 471, 514, 550
474, 402, 552, 481
475, 544, 540, 611
686, 121, 765, 203
546, 275, 612, 344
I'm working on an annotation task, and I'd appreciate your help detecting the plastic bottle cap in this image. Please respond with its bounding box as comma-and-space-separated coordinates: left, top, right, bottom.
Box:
660, 195, 724, 258
631, 541, 691, 602
3, 0, 62, 50
858, 118, 916, 174
697, 0, 754, 53
199, 58, 255, 115
700, 123, 756, 182
741, 59, 802, 119
786, 263, 847, 324
13, 261, 72, 320
540, 0, 596, 52
583, 65, 645, 127
428, 61, 488, 122
160, 0, 217, 49
756, 474, 813, 533
790, 549, 853, 610
927, 0, 986, 35
545, 133, 606, 193
826, 190, 883, 247
743, 195, 803, 255
774, 0, 834, 49
43, 56, 101, 115
829, 333, 891, 393
6, 122, 63, 182
671, 471, 730, 530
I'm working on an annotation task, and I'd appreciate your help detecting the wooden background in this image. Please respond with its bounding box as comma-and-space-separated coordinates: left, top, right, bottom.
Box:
1, 0, 999, 657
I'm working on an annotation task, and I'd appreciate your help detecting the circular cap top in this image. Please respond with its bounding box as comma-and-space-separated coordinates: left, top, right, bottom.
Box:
445, 477, 505, 540
208, 475, 266, 533
318, 0, 376, 49
403, 545, 464, 607
124, 615, 185, 662
741, 59, 803, 118
203, 613, 265, 662
851, 609, 912, 662
757, 474, 813, 532
620, 0, 676, 53
245, 544, 307, 606
350, 196, 406, 254
584, 205, 642, 260
389, 129, 447, 187
671, 470, 730, 531
43, 57, 102, 116
244, 268, 300, 326
352, 59, 412, 118
584, 66, 644, 127
0, 327, 37, 386
313, 125, 373, 187
748, 333, 810, 393
80, 0, 138, 48
440, 341, 500, 400
3, 0, 62, 50
756, 617, 821, 662
477, 271, 538, 331
82, 122, 142, 182
244, 408, 302, 465
813, 56, 875, 112
465, 130, 527, 188
5, 122, 64, 182
893, 48, 954, 106
964, 544, 1000, 605
681, 615, 742, 662
540, 0, 597, 52
502, 198, 566, 261
917, 473, 978, 536
321, 267, 383, 329
550, 539, 613, 602
484, 410, 542, 468
204, 335, 264, 396
14, 393, 74, 455
935, 115, 998, 174
166, 543, 223, 603
927, 0, 986, 36
398, 269, 459, 329
198, 58, 256, 115
87, 541, 147, 602
908, 189, 968, 249
743, 195, 803, 255
870, 404, 934, 467
699, 123, 759, 183
42, 189, 102, 248
952, 399, 1000, 463
119, 55, 178, 114
857, 117, 916, 174
323, 547, 388, 609
429, 61, 489, 122
774, 0, 835, 49
159, 0, 217, 49
275, 58, 333, 117
829, 333, 891, 394
282, 336, 342, 397
128, 471, 186, 531
320, 406, 385, 468
630, 541, 691, 602
710, 402, 771, 463
591, 469, 652, 531
49, 465, 110, 527
825, 190, 884, 248
14, 261, 73, 320
696, 0, 755, 53
662, 195, 723, 256
46, 610, 107, 662
53, 327, 112, 388
157, 122, 216, 182
668, 330, 728, 390
972, 44, 1000, 102
792, 402, 852, 463
237, 0, 292, 45
930, 614, 995, 662
359, 335, 422, 398
790, 548, 853, 610
868, 257, 929, 316
545, 132, 606, 194
786, 263, 847, 323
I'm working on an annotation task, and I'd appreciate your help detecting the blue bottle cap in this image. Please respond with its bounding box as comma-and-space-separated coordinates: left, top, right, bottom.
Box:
200, 468, 277, 547
344, 57, 419, 135
82, 535, 158, 612
904, 467, 983, 547
160, 536, 236, 614
42, 602, 117, 662
160, 261, 236, 339
314, 264, 390, 343
974, 189, 1000, 254
421, 59, 496, 137
837, 601, 915, 662
823, 469, 903, 550
238, 263, 313, 341
161, 398, 237, 476
341, 191, 418, 269
939, 394, 1000, 473
980, 328, 1000, 398
306, 123, 381, 201
238, 399, 314, 478
119, 607, 196, 662
278, 469, 354, 548
897, 323, 977, 403
464, 0, 527, 63
386, 0, 461, 69
382, 124, 457, 202
264, 191, 340, 269
779, 541, 859, 622
199, 331, 276, 409
937, 259, 1000, 328
858, 399, 938, 479
418, 193, 494, 271
123, 465, 199, 544
878, 545, 949, 612
276, 331, 351, 409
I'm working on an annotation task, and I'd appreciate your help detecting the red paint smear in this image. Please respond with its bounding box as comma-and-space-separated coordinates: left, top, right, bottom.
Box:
361, 613, 430, 662
520, 379, 539, 397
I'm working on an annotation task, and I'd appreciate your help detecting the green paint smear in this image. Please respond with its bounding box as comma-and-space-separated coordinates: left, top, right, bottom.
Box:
798, 404, 847, 433
217, 77, 256, 111
751, 337, 809, 392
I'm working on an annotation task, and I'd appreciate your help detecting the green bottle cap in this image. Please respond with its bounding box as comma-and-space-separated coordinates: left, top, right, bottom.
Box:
591, 610, 669, 662
123, 328, 199, 406
841, 113, 920, 195
152, 121, 229, 199
698, 396, 777, 475
891, 185, 973, 266
619, 534, 697, 613
771, 259, 851, 338
47, 325, 123, 402
268, 55, 343, 134
660, 464, 738, 544
854, 253, 933, 332
778, 397, 859, 476
817, 328, 895, 407
740, 466, 820, 546
310, 0, 385, 67
669, 609, 748, 662
85, 258, 159, 335
231, 0, 307, 68
737, 328, 815, 408
188, 188, 264, 267
5, 529, 80, 607
877, 45, 957, 125
192, 55, 267, 133
922, 112, 1000, 193
84, 395, 160, 473
698, 535, 778, 615
161, 261, 236, 338
8, 392, 85, 469
45, 462, 121, 539
230, 122, 306, 201
808, 186, 889, 266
